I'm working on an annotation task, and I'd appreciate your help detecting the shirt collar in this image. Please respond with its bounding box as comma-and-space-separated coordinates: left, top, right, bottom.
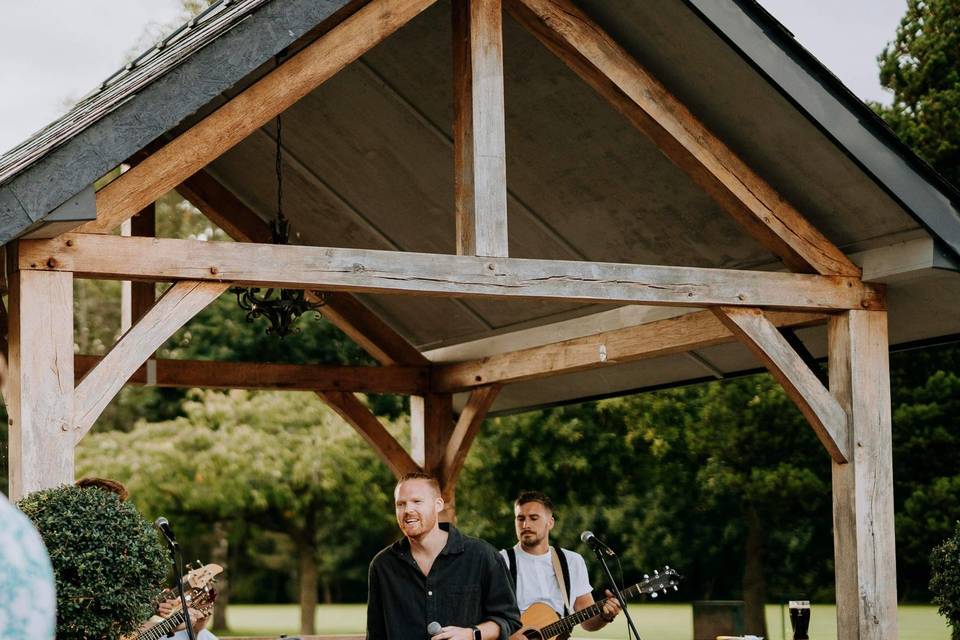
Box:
394, 522, 465, 556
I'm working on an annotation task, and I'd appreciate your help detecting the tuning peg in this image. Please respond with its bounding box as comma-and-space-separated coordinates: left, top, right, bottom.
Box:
654, 569, 659, 576
643, 574, 649, 580
673, 586, 678, 591
651, 592, 658, 598
665, 565, 671, 570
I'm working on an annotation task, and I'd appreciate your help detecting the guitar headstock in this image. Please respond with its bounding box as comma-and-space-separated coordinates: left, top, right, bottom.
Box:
185, 563, 224, 590
634, 566, 680, 599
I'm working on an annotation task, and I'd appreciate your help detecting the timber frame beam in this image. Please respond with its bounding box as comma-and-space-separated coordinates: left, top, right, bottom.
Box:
433, 309, 826, 392
74, 356, 430, 395
78, 0, 439, 238
505, 0, 859, 277
20, 234, 883, 312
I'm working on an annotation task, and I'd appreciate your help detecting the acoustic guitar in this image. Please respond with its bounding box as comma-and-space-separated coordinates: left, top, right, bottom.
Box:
125, 563, 223, 640
510, 567, 680, 640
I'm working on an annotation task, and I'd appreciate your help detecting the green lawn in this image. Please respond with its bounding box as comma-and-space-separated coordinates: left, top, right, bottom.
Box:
217, 603, 951, 639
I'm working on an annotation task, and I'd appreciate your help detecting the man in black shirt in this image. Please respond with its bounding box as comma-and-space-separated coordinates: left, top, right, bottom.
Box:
366, 472, 521, 640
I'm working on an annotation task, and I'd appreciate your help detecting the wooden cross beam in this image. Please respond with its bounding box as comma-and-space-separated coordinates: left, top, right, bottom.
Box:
506, 0, 859, 277
714, 306, 849, 463
318, 391, 420, 478
441, 385, 501, 500
73, 356, 430, 395
78, 0, 439, 236
432, 309, 825, 392
73, 280, 228, 441
21, 234, 882, 311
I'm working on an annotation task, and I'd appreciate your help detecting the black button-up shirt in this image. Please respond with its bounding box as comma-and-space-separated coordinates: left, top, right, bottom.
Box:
366, 524, 521, 640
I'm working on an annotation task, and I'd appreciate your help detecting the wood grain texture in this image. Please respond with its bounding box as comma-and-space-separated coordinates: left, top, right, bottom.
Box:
21, 234, 884, 311
441, 385, 501, 499
410, 393, 454, 475
6, 268, 74, 499
434, 309, 825, 392
829, 311, 898, 640
73, 355, 429, 394
79, 0, 438, 236
318, 391, 420, 478
121, 204, 157, 332
73, 280, 228, 441
453, 0, 509, 257
506, 0, 859, 277
714, 306, 849, 463
176, 170, 428, 366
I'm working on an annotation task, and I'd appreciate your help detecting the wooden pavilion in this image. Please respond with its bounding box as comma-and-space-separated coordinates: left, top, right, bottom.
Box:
2, 0, 960, 638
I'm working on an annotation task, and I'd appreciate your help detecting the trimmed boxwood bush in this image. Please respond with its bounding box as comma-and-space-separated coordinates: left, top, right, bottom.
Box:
18, 485, 168, 640
932, 521, 960, 640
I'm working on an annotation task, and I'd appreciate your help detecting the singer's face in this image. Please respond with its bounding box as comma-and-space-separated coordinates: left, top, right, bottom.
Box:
515, 501, 554, 550
395, 479, 443, 540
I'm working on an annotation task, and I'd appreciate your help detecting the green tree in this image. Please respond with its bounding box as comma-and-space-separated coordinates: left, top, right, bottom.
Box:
17, 485, 168, 640
78, 390, 398, 634
931, 521, 960, 640
877, 0, 960, 187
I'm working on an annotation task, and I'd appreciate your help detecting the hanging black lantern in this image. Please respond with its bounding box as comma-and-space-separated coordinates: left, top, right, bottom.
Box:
231, 56, 325, 337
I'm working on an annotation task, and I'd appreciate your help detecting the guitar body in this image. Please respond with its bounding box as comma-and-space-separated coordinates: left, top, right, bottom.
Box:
511, 602, 569, 640
508, 567, 680, 640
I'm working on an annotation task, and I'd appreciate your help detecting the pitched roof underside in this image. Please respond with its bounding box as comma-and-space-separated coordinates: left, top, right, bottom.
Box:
1, 0, 958, 414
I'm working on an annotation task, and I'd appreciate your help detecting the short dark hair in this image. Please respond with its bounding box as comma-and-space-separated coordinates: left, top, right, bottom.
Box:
76, 477, 129, 502
396, 472, 441, 495
515, 490, 554, 514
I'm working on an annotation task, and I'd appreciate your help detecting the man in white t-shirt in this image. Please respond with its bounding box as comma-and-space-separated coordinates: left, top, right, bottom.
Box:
499, 491, 620, 633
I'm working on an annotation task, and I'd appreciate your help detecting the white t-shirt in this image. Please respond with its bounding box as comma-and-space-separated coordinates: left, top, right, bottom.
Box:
499, 545, 592, 615
170, 630, 217, 640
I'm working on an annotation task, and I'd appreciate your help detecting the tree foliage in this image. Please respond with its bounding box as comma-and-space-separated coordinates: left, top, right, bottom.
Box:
17, 485, 168, 640
931, 521, 960, 640
877, 0, 960, 187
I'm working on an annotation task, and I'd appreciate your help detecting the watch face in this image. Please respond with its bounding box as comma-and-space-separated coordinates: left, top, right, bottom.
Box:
473, 627, 481, 640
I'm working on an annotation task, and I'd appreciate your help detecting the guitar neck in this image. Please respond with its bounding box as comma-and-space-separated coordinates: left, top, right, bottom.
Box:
138, 609, 186, 640
539, 582, 646, 638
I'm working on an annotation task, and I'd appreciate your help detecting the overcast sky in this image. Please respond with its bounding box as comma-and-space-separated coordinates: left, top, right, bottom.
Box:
0, 0, 906, 156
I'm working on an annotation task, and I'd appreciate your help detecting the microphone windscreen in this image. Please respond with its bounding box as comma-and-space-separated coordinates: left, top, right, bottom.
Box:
580, 530, 594, 543
428, 622, 443, 636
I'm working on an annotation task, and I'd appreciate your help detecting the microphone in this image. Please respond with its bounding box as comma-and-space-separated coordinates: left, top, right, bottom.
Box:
580, 530, 615, 557
154, 517, 178, 546
428, 622, 443, 637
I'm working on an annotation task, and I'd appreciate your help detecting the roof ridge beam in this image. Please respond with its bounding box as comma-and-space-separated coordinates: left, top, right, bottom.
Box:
506, 0, 860, 277
77, 0, 438, 237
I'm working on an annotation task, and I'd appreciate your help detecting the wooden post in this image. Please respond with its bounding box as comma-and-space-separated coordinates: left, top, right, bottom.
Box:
453, 0, 509, 257
410, 393, 455, 520
6, 251, 75, 499
120, 203, 157, 332
829, 310, 898, 640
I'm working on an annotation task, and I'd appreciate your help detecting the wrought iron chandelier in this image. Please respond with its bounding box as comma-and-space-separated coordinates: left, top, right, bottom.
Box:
231, 77, 325, 338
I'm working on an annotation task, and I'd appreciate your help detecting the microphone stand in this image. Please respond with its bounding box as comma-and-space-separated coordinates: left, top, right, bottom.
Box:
589, 545, 642, 640
162, 536, 196, 640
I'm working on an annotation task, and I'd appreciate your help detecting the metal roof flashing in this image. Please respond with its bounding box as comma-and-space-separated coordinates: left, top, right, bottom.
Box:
684, 0, 960, 263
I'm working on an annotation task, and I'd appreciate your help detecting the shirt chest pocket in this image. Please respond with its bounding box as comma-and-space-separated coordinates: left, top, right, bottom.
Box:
439, 585, 481, 627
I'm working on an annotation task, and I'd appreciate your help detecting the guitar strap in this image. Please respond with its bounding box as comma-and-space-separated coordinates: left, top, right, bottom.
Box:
506, 547, 518, 588
550, 546, 572, 616
504, 546, 572, 615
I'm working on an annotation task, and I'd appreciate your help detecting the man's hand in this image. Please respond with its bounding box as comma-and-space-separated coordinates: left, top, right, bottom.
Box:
431, 626, 475, 640
599, 590, 622, 623
157, 598, 178, 618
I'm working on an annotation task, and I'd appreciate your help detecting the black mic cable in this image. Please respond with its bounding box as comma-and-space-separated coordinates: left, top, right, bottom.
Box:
155, 517, 196, 640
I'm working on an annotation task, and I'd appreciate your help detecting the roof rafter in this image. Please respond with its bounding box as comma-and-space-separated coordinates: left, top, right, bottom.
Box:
77, 0, 438, 237
506, 0, 860, 277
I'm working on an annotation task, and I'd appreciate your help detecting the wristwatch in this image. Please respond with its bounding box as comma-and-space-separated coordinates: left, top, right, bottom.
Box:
472, 626, 482, 640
